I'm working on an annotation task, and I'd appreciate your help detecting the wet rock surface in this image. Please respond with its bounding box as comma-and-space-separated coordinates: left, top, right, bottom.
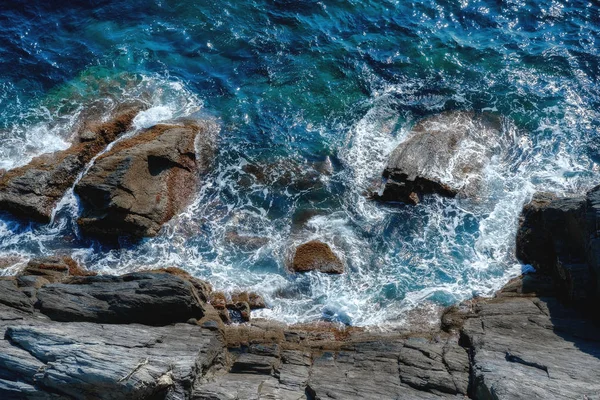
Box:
0, 109, 139, 222
75, 120, 217, 240
444, 274, 600, 400
3, 183, 600, 400
291, 240, 344, 274
373, 111, 502, 204
516, 186, 600, 311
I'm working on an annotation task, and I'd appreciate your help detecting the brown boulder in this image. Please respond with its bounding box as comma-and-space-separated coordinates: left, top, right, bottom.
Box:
209, 291, 227, 310
0, 109, 139, 222
248, 292, 267, 309
291, 241, 344, 274
19, 256, 96, 283
231, 291, 267, 310
74, 120, 217, 239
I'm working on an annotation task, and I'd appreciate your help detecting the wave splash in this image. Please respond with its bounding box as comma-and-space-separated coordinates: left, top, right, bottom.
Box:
0, 0, 599, 326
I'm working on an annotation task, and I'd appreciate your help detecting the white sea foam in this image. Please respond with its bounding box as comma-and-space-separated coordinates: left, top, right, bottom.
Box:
133, 106, 174, 129
1, 65, 599, 328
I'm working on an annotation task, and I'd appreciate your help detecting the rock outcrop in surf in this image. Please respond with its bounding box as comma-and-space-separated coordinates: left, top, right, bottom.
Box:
75, 120, 217, 239
373, 111, 502, 204
291, 240, 344, 274
0, 109, 139, 222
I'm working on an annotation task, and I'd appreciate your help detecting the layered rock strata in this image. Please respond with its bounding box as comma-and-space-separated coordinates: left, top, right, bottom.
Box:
1, 254, 599, 399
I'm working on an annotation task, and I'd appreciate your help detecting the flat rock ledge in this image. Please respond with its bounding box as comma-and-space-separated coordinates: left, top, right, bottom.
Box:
1, 262, 599, 399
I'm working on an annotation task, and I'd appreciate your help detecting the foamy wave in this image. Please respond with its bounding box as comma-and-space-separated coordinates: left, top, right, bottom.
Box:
133, 106, 174, 129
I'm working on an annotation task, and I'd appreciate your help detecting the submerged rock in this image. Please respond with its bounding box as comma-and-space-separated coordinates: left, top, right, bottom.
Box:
224, 230, 270, 250
237, 157, 328, 192
291, 240, 344, 274
75, 120, 217, 239
373, 111, 502, 204
0, 109, 139, 222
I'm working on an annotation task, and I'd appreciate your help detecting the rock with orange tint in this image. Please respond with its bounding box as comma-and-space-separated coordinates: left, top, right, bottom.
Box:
209, 291, 227, 310
0, 109, 139, 222
291, 240, 344, 274
75, 120, 217, 240
19, 256, 96, 283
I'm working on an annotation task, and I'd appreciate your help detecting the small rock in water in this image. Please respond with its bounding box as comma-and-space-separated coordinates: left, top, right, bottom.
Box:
291, 240, 344, 274
322, 306, 352, 325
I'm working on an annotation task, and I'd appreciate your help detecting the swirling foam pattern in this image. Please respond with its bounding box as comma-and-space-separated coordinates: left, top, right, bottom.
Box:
0, 0, 598, 325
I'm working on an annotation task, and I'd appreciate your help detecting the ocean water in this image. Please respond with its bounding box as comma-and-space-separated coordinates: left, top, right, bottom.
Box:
0, 0, 598, 326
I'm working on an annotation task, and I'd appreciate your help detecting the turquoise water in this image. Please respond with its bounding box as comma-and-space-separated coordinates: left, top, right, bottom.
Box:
0, 0, 598, 325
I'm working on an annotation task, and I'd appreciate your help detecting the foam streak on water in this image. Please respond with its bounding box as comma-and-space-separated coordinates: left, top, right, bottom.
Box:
0, 0, 599, 326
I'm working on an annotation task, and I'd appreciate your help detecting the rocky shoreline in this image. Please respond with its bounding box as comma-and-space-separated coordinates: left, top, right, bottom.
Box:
1, 111, 599, 399
1, 263, 599, 399
2, 184, 600, 400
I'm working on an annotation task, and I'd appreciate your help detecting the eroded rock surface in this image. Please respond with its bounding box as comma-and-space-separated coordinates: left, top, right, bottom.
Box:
2, 214, 600, 400
374, 111, 502, 204
0, 109, 139, 222
36, 272, 206, 325
75, 120, 217, 239
444, 274, 600, 400
291, 240, 344, 274
18, 255, 96, 283
0, 312, 224, 400
516, 186, 600, 311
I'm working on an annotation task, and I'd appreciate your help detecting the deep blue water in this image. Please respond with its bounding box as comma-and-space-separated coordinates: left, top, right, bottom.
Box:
0, 0, 598, 325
